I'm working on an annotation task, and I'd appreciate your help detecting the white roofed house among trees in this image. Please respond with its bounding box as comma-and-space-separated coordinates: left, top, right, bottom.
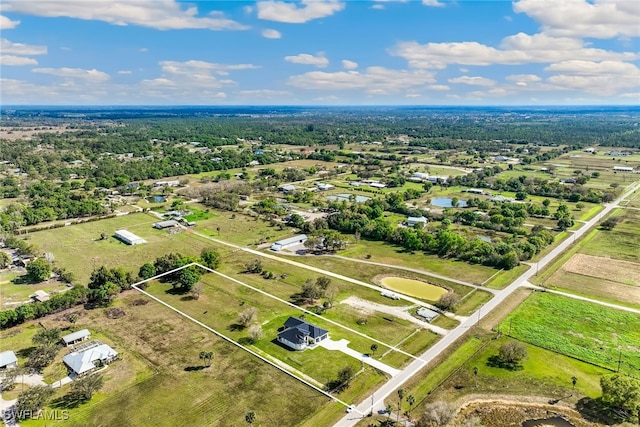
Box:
270, 234, 308, 252
62, 341, 118, 375
0, 351, 18, 369
407, 216, 428, 228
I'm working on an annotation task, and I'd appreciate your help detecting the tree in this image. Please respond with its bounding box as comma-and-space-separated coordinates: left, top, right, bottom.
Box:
0, 251, 10, 269
67, 374, 104, 401
316, 276, 332, 290
600, 374, 640, 415
370, 344, 378, 358
575, 203, 584, 211
199, 351, 214, 367
571, 376, 578, 391
417, 401, 456, 427
542, 198, 551, 208
436, 291, 460, 311
248, 324, 263, 343
238, 307, 258, 328
386, 403, 394, 423
26, 345, 58, 372
498, 341, 527, 367
406, 395, 416, 417
200, 249, 221, 270
32, 328, 61, 346
245, 411, 256, 426
191, 282, 204, 300
178, 268, 200, 291
138, 263, 156, 280
336, 365, 355, 389
15, 385, 54, 420
397, 388, 405, 422
601, 217, 620, 231
451, 197, 459, 208
557, 216, 574, 231
0, 366, 19, 391
245, 259, 263, 274
26, 259, 51, 282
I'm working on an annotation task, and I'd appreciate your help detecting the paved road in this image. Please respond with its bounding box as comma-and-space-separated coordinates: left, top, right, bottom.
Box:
333, 179, 640, 425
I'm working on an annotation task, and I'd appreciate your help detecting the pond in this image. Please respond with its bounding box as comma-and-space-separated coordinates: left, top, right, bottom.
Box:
521, 416, 576, 427
379, 277, 447, 301
431, 197, 467, 208
149, 195, 166, 203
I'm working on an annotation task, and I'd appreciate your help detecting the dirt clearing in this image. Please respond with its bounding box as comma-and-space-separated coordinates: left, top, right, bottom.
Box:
563, 253, 640, 286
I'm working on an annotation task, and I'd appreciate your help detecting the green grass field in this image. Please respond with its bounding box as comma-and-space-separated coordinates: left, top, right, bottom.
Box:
0, 271, 71, 310
579, 208, 640, 263
501, 292, 640, 377
13, 292, 333, 427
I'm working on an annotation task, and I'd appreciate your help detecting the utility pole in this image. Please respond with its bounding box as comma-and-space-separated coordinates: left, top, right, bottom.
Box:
617, 350, 623, 373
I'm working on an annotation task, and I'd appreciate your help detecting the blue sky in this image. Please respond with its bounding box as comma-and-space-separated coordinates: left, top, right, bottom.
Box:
1, 0, 639, 105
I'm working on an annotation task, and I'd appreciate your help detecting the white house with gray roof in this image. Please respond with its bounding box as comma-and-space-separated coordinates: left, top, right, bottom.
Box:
61, 329, 91, 347
63, 342, 118, 375
0, 351, 18, 369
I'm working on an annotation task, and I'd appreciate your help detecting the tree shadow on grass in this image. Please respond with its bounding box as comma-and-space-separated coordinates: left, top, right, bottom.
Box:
180, 295, 195, 301
165, 287, 187, 296
486, 355, 524, 371
575, 397, 628, 425
226, 323, 245, 332
50, 395, 88, 410
184, 366, 207, 372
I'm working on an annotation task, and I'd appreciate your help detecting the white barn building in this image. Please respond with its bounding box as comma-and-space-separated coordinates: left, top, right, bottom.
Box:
114, 230, 146, 245
270, 234, 308, 252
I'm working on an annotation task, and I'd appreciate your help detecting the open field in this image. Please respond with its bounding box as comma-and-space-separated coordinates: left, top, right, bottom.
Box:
562, 253, 639, 286
546, 269, 640, 308
502, 292, 640, 377
25, 212, 230, 283
10, 292, 333, 427
579, 208, 640, 263
338, 240, 496, 285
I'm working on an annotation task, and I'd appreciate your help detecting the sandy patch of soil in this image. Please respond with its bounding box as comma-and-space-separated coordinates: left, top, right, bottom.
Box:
563, 254, 640, 285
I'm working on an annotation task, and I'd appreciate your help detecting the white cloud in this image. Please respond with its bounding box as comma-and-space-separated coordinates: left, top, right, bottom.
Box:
257, 0, 345, 23
118, 70, 133, 75
285, 53, 329, 67
0, 15, 20, 29
513, 0, 640, 38
288, 66, 436, 94
2, 0, 249, 31
428, 84, 450, 91
261, 28, 282, 39
371, 4, 385, 9
159, 60, 260, 73
1, 38, 47, 55
238, 89, 290, 97
406, 93, 421, 98
390, 33, 638, 69
543, 60, 640, 96
0, 55, 38, 66
139, 47, 148, 52
506, 74, 542, 86
422, 0, 445, 7
448, 76, 497, 86
341, 59, 358, 70
32, 67, 111, 82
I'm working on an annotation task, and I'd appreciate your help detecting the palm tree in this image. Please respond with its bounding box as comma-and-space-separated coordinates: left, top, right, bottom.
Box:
571, 376, 578, 391
205, 351, 214, 367
397, 388, 404, 422
370, 344, 378, 358
199, 351, 206, 366
406, 395, 415, 418
245, 411, 255, 426
385, 403, 394, 423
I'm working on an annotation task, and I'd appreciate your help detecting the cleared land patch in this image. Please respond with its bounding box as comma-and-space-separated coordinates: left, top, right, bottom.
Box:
502, 292, 640, 378
562, 253, 640, 286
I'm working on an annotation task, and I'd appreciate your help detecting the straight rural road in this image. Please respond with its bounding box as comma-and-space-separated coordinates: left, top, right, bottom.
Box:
333, 179, 640, 426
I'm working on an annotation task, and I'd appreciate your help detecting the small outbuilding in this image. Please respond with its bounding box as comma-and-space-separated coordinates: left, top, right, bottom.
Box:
153, 220, 179, 230
61, 329, 91, 347
0, 351, 18, 369
613, 166, 634, 173
316, 183, 335, 191
32, 290, 50, 302
114, 229, 146, 245
279, 184, 297, 193
416, 307, 439, 323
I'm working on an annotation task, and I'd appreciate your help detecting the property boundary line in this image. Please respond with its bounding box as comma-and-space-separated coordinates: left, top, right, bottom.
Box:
131, 263, 351, 409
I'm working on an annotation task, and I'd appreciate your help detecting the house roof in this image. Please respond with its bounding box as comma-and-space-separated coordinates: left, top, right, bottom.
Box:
62, 329, 91, 344
280, 317, 328, 341
273, 235, 308, 247
407, 216, 427, 223
154, 220, 179, 229
0, 351, 17, 367
114, 229, 146, 244
279, 184, 297, 191
33, 290, 50, 302
62, 343, 117, 375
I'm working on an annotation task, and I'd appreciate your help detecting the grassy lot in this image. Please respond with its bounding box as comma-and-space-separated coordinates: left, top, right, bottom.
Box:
195, 209, 293, 246
0, 272, 71, 310
11, 292, 331, 427
579, 208, 640, 263
483, 264, 529, 290
502, 292, 640, 377
338, 240, 495, 285
25, 212, 228, 283
456, 289, 494, 316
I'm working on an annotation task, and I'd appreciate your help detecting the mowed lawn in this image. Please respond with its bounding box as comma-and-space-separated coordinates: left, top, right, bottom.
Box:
17, 292, 329, 427
26, 213, 228, 283
502, 292, 640, 377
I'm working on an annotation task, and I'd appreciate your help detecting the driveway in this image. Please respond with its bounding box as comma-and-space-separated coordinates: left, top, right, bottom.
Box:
319, 338, 400, 377
340, 296, 448, 335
